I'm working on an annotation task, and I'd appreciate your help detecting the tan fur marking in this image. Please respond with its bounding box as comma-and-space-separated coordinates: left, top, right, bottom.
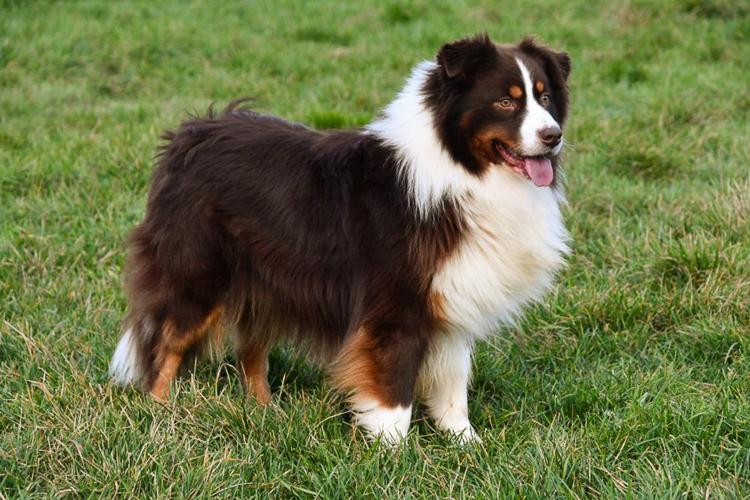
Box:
476, 127, 521, 150
535, 80, 544, 93
329, 327, 386, 404
163, 306, 225, 352
150, 351, 182, 400
509, 85, 523, 99
471, 126, 522, 167
240, 345, 272, 405
428, 291, 447, 323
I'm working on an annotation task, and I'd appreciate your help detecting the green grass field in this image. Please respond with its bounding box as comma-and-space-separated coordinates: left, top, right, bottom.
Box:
2, 0, 749, 496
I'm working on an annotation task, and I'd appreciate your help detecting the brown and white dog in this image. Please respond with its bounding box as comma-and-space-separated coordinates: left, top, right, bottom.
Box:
110, 34, 571, 444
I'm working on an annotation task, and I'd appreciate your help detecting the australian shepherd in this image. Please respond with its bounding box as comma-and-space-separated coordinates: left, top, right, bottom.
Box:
110, 34, 572, 444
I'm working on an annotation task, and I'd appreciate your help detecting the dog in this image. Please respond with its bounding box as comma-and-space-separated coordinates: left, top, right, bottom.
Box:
110, 34, 571, 444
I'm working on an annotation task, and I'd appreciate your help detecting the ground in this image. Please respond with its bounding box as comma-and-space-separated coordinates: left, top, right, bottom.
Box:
1, 0, 749, 497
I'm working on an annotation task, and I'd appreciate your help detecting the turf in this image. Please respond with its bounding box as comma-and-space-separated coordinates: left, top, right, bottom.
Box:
1, 0, 749, 497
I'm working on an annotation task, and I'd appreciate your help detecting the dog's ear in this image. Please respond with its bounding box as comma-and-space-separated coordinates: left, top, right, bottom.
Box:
437, 33, 496, 80
552, 51, 571, 82
519, 37, 572, 84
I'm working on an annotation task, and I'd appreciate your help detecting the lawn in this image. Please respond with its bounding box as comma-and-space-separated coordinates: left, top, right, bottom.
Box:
1, 0, 749, 497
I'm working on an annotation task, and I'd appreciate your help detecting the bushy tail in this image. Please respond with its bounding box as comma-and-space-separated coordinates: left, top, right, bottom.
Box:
109, 316, 159, 388
109, 327, 140, 385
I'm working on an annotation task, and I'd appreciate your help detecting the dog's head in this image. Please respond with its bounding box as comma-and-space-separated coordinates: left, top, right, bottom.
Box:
424, 34, 571, 187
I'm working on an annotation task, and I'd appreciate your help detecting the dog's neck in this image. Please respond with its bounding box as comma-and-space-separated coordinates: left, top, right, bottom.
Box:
366, 61, 478, 218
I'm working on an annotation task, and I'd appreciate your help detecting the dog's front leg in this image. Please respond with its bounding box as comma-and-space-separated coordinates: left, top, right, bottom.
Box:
418, 334, 480, 443
331, 324, 427, 444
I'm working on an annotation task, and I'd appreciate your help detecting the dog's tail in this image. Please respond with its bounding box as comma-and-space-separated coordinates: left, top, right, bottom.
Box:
109, 320, 151, 387
110, 225, 166, 389
109, 271, 171, 389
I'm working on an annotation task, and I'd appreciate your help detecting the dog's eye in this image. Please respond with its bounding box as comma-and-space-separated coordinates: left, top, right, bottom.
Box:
540, 94, 551, 107
495, 98, 515, 110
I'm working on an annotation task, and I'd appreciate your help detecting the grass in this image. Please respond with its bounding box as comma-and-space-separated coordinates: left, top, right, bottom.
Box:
1, 0, 749, 496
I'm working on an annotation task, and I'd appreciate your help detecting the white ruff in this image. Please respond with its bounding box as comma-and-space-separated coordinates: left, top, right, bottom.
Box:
109, 328, 139, 385
367, 61, 476, 217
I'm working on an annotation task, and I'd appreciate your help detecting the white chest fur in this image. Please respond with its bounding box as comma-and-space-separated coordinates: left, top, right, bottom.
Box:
432, 167, 569, 337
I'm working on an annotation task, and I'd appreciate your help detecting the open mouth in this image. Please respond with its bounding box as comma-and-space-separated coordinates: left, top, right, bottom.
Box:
494, 142, 554, 187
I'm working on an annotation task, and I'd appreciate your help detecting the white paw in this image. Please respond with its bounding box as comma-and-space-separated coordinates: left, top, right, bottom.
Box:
352, 399, 412, 445
436, 413, 481, 444
449, 424, 481, 444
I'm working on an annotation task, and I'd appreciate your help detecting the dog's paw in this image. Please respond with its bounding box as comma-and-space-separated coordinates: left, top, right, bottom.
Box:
435, 413, 481, 444
448, 424, 482, 445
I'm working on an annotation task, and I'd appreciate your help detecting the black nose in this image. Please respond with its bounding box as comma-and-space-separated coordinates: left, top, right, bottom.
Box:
538, 126, 562, 147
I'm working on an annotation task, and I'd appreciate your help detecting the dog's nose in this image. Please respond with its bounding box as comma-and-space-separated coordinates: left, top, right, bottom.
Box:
538, 126, 562, 147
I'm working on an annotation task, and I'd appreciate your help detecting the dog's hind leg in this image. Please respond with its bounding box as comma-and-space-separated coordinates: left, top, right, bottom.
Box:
233, 309, 275, 404
149, 350, 182, 401
147, 305, 225, 400
111, 301, 225, 400
236, 339, 272, 405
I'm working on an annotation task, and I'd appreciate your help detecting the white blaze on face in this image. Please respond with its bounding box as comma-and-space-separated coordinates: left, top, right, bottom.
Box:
516, 58, 561, 156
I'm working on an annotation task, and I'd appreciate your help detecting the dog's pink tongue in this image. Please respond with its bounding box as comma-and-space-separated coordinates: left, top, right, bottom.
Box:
524, 157, 554, 187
